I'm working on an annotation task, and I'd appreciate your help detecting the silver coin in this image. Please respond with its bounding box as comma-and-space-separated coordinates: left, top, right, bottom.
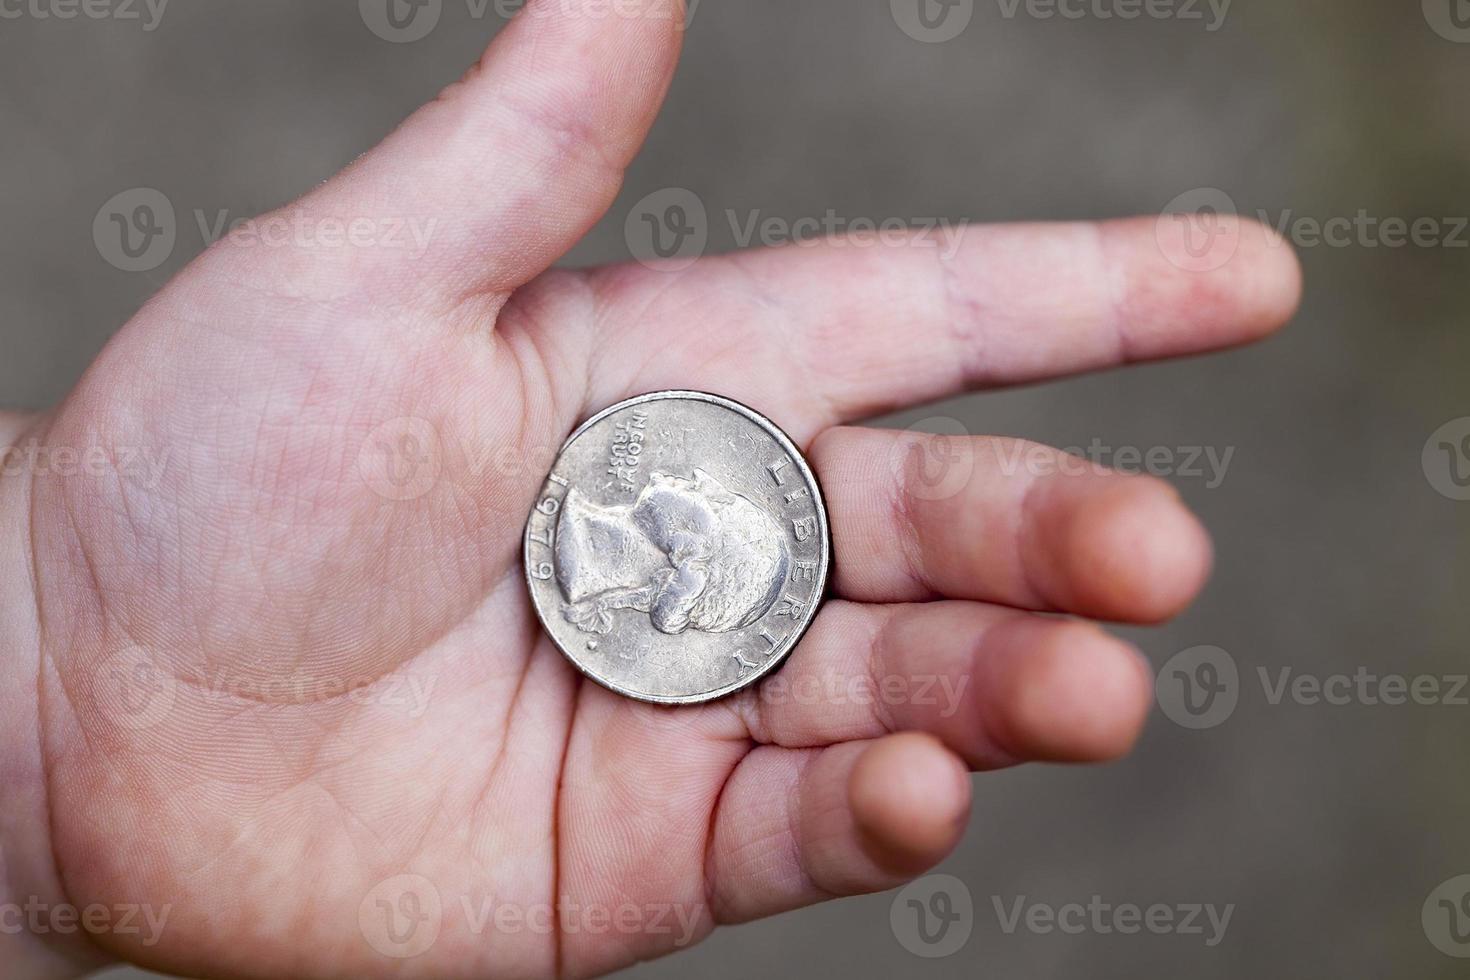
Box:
524, 391, 831, 705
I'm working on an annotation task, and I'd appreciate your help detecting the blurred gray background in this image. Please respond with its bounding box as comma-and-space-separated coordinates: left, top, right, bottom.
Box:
3, 0, 1467, 977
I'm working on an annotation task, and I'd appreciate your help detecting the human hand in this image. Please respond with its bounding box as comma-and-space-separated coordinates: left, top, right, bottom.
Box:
0, 2, 1300, 977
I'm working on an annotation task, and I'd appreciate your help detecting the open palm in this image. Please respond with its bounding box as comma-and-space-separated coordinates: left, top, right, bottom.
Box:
6, 3, 1300, 978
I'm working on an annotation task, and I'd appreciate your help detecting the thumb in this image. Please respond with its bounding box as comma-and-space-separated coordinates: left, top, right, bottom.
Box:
224, 0, 688, 320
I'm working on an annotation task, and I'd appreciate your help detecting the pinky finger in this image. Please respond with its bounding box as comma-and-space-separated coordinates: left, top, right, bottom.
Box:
706, 733, 971, 924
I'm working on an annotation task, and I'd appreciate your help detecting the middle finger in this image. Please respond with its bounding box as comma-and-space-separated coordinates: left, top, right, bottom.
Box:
812, 426, 1213, 623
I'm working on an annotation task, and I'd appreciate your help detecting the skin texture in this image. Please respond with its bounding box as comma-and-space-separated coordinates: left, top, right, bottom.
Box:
0, 1, 1302, 977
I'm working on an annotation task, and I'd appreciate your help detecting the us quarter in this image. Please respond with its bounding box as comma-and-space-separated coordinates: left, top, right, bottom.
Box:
523, 391, 831, 705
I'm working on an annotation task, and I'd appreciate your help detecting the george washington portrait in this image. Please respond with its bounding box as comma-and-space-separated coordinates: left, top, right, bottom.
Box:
553, 469, 791, 637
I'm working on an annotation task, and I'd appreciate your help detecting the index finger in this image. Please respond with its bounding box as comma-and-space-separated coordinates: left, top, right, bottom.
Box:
584, 215, 1301, 441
